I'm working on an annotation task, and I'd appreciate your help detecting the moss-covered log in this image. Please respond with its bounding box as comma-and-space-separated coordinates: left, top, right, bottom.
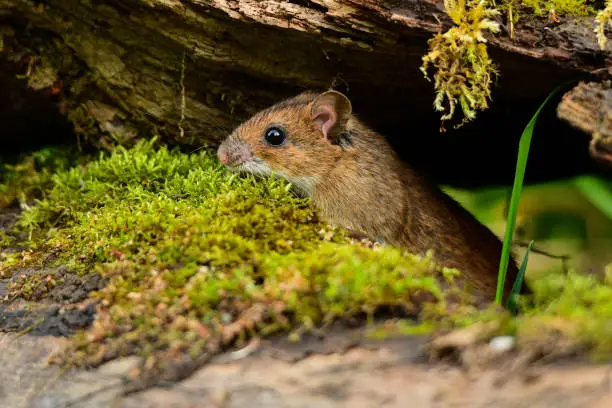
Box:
2, 3, 612, 404
0, 0, 610, 157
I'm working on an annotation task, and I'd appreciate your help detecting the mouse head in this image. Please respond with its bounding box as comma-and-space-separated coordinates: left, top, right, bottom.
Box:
217, 90, 354, 196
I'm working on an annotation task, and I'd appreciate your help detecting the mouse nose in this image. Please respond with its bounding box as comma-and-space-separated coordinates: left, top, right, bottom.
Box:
217, 145, 230, 165
217, 139, 253, 167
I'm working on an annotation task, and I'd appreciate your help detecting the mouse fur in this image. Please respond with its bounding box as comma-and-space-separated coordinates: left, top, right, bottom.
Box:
217, 90, 530, 304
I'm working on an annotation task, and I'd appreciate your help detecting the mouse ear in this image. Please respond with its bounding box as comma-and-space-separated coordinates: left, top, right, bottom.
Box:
310, 90, 352, 143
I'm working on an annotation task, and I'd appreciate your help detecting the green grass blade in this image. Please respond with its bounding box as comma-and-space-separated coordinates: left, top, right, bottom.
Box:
495, 84, 569, 304
506, 240, 534, 314
573, 175, 612, 220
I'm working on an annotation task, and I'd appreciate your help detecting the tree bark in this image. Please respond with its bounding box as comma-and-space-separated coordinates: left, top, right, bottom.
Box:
557, 81, 612, 168
0, 0, 610, 155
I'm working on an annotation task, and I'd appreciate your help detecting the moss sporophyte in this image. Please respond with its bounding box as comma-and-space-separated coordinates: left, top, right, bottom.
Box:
2, 140, 612, 383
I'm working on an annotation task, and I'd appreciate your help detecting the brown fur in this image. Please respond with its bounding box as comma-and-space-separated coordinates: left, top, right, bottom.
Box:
218, 91, 530, 303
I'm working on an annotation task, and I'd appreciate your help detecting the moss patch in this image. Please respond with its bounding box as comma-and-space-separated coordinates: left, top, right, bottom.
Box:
517, 271, 612, 359
445, 270, 612, 361
518, 0, 596, 17
1, 139, 471, 387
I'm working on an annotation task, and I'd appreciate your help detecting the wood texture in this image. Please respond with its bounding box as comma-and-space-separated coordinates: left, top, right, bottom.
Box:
0, 0, 610, 152
557, 81, 612, 167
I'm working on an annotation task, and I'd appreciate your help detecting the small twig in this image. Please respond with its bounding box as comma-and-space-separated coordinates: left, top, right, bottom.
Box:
227, 337, 261, 361
189, 145, 207, 154
13, 317, 46, 338
513, 240, 571, 260
179, 50, 187, 139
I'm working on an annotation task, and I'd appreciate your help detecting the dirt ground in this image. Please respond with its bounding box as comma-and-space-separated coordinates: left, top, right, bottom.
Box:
0, 330, 610, 408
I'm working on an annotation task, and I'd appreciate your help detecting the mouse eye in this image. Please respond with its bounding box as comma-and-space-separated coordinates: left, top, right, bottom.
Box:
264, 126, 286, 146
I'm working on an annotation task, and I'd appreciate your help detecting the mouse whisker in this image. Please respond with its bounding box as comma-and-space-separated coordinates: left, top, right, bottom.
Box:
189, 146, 207, 154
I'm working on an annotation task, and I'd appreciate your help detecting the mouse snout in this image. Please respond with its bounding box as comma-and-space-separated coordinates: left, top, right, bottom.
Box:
217, 139, 253, 167
217, 145, 230, 165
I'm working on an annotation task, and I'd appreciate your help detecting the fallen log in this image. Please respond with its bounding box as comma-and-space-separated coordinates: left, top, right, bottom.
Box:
0, 0, 610, 149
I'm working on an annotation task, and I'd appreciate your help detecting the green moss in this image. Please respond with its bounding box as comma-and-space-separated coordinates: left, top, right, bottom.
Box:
2, 139, 467, 382
440, 271, 612, 361
8, 271, 59, 301
517, 271, 612, 359
0, 147, 83, 276
519, 0, 595, 17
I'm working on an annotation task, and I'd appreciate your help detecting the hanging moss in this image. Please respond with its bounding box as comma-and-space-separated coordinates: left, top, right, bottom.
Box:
422, 0, 607, 126
595, 0, 612, 49
421, 0, 501, 127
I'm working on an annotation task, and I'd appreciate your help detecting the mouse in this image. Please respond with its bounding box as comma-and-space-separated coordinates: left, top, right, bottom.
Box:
217, 90, 530, 305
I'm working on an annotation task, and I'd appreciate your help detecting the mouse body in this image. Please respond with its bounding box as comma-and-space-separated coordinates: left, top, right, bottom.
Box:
217, 90, 529, 303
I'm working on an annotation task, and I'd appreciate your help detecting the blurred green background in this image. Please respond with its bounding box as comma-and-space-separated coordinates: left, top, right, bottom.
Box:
444, 176, 612, 281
